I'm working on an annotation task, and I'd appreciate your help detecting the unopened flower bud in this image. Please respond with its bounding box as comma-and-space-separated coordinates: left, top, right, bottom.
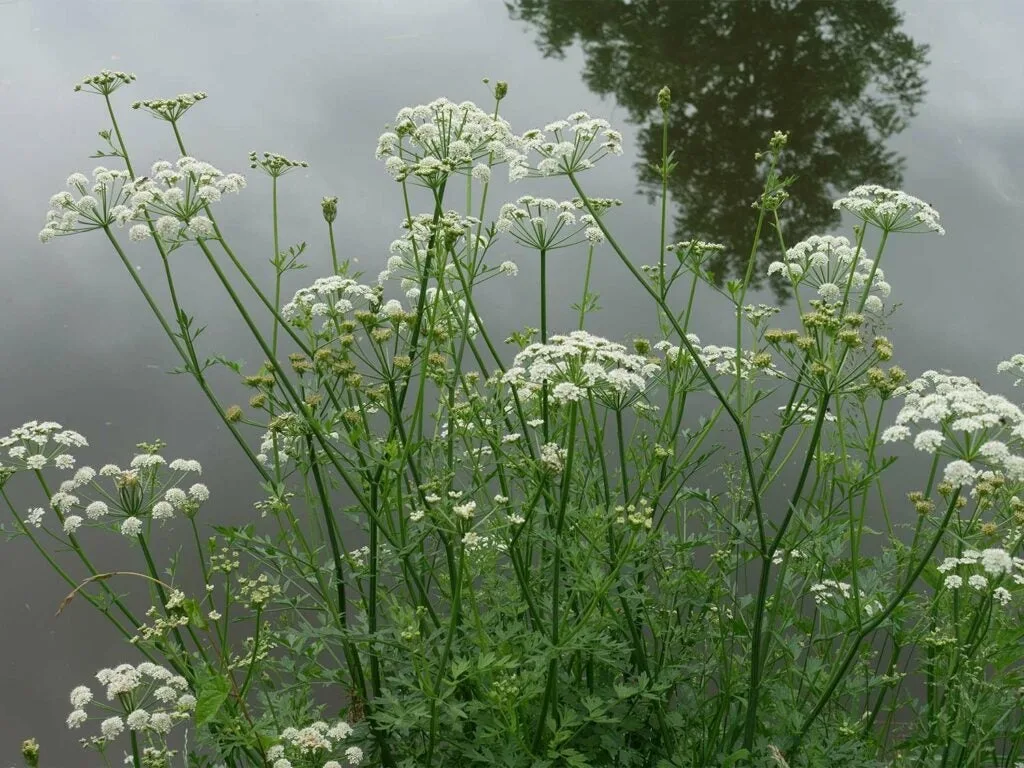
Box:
657, 86, 671, 112
494, 81, 508, 101
321, 196, 338, 224
21, 738, 39, 768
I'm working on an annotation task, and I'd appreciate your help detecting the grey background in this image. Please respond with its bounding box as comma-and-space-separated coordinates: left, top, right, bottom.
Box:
1, 0, 1022, 764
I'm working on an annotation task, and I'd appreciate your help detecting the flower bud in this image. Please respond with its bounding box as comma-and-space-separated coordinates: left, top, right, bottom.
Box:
495, 81, 508, 101
21, 738, 39, 768
321, 196, 338, 224
657, 86, 671, 112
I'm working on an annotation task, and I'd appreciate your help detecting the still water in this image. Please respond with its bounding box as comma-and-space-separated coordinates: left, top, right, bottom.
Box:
1, 0, 1022, 762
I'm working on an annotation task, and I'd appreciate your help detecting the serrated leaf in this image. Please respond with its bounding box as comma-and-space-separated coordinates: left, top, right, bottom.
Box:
194, 673, 232, 726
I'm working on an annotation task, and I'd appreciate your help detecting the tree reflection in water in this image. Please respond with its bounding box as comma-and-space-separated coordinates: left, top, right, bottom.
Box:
508, 0, 929, 298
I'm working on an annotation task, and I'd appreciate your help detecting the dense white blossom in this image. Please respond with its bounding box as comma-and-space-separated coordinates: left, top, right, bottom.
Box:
883, 370, 1024, 485
497, 196, 603, 250
833, 184, 944, 235
767, 234, 889, 311
511, 110, 623, 178
376, 97, 519, 184
501, 331, 658, 407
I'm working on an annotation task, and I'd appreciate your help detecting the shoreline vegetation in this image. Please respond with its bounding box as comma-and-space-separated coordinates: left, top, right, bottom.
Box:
6, 70, 1024, 767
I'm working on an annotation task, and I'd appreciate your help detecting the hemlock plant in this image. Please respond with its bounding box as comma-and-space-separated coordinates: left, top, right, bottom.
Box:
5, 70, 1024, 768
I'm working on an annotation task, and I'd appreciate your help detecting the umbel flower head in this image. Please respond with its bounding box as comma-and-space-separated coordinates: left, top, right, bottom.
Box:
501, 330, 659, 408
0, 420, 87, 482
73, 70, 136, 96
653, 335, 782, 381
265, 718, 358, 768
833, 184, 944, 235
124, 156, 246, 243
131, 92, 208, 123
38, 167, 137, 242
881, 369, 1024, 486
249, 151, 309, 178
497, 196, 604, 250
375, 97, 519, 185
767, 234, 891, 313
65, 662, 194, 750
510, 110, 623, 179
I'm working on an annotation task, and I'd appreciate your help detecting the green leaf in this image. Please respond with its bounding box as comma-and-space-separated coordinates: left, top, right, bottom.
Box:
194, 673, 232, 726
720, 748, 750, 767
182, 598, 208, 631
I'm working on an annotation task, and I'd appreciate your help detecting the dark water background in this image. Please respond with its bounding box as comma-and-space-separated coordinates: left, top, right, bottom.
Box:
1, 0, 1022, 763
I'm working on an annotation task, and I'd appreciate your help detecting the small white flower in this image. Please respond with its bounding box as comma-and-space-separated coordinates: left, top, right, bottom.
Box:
913, 430, 944, 453
67, 709, 88, 729
155, 215, 180, 240
980, 548, 1013, 576
968, 574, 988, 591
189, 483, 210, 502
70, 685, 93, 708
327, 721, 352, 740
121, 517, 143, 537
54, 453, 76, 469
165, 487, 187, 507
345, 746, 364, 765
152, 501, 174, 520
498, 260, 519, 277
169, 458, 202, 473
453, 500, 477, 520
63, 515, 84, 534
944, 460, 977, 487
126, 709, 150, 730
24, 507, 45, 527
993, 586, 1012, 606
149, 712, 173, 734
944, 575, 963, 590
129, 224, 151, 241
100, 716, 124, 739
85, 501, 109, 519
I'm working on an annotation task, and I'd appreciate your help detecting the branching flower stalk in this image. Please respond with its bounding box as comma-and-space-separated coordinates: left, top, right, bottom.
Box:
19, 72, 1024, 768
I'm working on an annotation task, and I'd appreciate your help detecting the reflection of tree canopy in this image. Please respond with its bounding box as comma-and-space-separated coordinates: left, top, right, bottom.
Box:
508, 0, 928, 297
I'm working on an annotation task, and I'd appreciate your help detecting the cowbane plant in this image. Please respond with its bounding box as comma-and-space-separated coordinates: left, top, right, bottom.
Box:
7, 69, 1024, 768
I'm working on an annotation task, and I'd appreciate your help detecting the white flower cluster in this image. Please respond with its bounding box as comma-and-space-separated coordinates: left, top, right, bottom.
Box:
780, 403, 836, 425
385, 210, 485, 286
767, 235, 890, 313
39, 158, 244, 245
501, 331, 658, 407
496, 196, 604, 250
39, 167, 136, 242
65, 662, 194, 746
0, 420, 87, 479
512, 111, 623, 179
653, 336, 782, 380
282, 275, 379, 325
19, 440, 207, 536
809, 579, 883, 616
833, 184, 944, 235
124, 157, 246, 243
376, 97, 519, 184
880, 370, 1024, 486
938, 547, 1022, 604
997, 354, 1024, 387
266, 719, 361, 768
